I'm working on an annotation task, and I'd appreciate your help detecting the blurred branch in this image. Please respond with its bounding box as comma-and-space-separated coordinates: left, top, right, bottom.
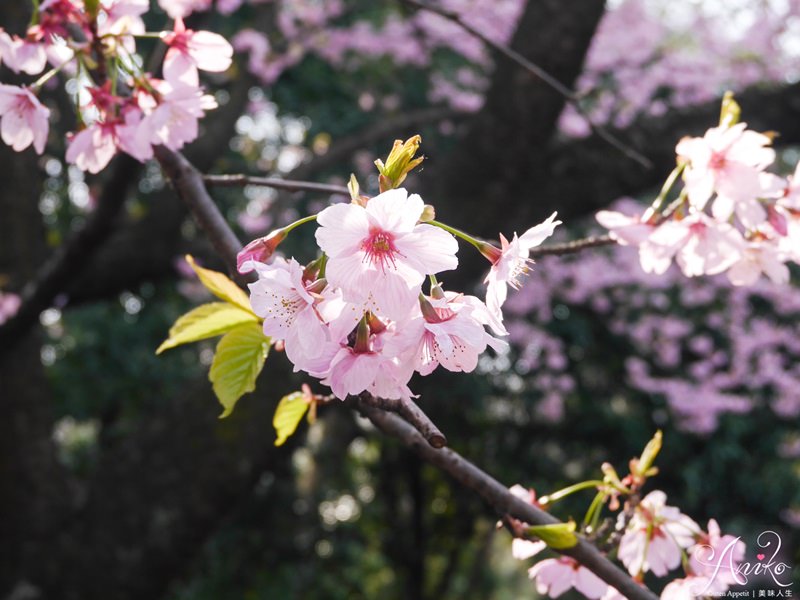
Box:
289, 106, 463, 181
203, 174, 349, 196
357, 401, 659, 600
0, 155, 141, 356
158, 146, 657, 600
400, 0, 652, 169
530, 234, 615, 257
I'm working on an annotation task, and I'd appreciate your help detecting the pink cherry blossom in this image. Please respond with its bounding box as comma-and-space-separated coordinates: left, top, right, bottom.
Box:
315, 189, 459, 321
596, 208, 654, 246
0, 84, 50, 154
99, 0, 147, 44
528, 557, 608, 599
727, 240, 789, 287
162, 19, 233, 86
141, 80, 218, 151
66, 109, 152, 173
685, 519, 745, 595
403, 290, 507, 376
0, 30, 47, 75
660, 576, 714, 600
248, 257, 331, 372
158, 0, 213, 19
0, 292, 21, 326
618, 490, 699, 577
323, 341, 414, 401
237, 229, 287, 273
483, 212, 561, 321
638, 212, 743, 277
676, 122, 774, 214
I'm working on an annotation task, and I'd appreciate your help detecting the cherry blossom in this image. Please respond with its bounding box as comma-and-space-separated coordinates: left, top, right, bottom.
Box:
482, 212, 561, 321
140, 80, 218, 151
0, 84, 50, 154
727, 240, 789, 286
248, 258, 330, 371
404, 289, 507, 376
638, 212, 743, 278
528, 557, 608, 599
0, 292, 21, 326
618, 490, 699, 577
687, 519, 745, 595
162, 19, 233, 86
676, 122, 774, 225
595, 208, 654, 246
315, 189, 459, 321
157, 0, 213, 19
660, 576, 713, 600
0, 30, 47, 75
65, 109, 152, 173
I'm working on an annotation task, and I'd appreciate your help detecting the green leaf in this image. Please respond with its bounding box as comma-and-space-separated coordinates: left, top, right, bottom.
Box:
156, 302, 258, 354
209, 322, 270, 418
719, 91, 741, 128
273, 391, 311, 447
185, 255, 252, 312
526, 521, 579, 550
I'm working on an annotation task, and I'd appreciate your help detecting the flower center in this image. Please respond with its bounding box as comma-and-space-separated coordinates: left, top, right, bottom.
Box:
709, 151, 726, 171
507, 256, 533, 290
362, 229, 401, 272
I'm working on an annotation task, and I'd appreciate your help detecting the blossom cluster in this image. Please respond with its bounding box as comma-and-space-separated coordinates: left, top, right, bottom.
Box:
510, 476, 746, 600
598, 117, 800, 287
239, 187, 560, 402
0, 0, 232, 172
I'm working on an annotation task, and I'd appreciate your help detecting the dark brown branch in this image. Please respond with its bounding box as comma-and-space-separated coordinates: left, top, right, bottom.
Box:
352, 393, 447, 448
401, 0, 652, 169
357, 401, 658, 600
154, 146, 245, 277
203, 174, 349, 196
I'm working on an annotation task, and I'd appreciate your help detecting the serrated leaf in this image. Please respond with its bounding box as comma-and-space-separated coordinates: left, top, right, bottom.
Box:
156, 302, 258, 354
273, 391, 311, 447
526, 521, 579, 550
209, 322, 270, 418
185, 255, 252, 312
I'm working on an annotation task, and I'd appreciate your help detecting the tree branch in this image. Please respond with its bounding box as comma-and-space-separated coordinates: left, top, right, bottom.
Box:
0, 155, 141, 356
203, 174, 349, 196
356, 401, 658, 600
154, 147, 656, 599
400, 0, 651, 169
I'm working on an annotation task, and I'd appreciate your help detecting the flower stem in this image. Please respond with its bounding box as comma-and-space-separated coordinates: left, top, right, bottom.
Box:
281, 214, 318, 235
643, 163, 685, 222
539, 480, 604, 506
429, 220, 484, 250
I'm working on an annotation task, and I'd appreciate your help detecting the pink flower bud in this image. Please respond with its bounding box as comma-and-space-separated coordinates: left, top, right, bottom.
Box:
237, 229, 287, 273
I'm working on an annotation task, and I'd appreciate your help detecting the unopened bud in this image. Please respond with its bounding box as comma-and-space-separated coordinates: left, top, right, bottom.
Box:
374, 135, 424, 192
477, 241, 503, 265
237, 228, 288, 274
419, 204, 436, 223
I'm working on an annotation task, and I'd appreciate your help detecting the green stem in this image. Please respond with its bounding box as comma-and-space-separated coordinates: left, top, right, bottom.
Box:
643, 163, 685, 222
281, 214, 318, 235
30, 60, 69, 91
582, 491, 606, 528
429, 220, 484, 250
539, 480, 604, 506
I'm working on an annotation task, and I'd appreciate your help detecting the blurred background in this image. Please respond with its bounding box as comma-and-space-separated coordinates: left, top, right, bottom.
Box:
1, 0, 799, 598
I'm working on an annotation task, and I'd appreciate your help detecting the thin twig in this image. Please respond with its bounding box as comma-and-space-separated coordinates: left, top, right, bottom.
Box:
400, 0, 653, 170
530, 234, 616, 257
203, 174, 349, 196
358, 402, 658, 600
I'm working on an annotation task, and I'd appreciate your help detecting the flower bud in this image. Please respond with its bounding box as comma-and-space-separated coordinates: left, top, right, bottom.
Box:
374, 135, 424, 192
236, 228, 287, 273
